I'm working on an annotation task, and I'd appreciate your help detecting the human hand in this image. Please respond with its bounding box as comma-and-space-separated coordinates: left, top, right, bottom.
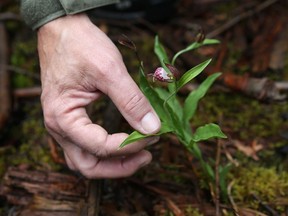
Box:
37, 14, 161, 178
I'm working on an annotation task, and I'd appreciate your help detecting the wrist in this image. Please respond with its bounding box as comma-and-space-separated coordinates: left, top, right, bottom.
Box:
38, 13, 91, 35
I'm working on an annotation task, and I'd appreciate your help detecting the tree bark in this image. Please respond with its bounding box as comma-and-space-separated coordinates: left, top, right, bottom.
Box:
0, 23, 10, 130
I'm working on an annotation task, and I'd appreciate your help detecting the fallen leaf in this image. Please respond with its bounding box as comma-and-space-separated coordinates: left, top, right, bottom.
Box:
234, 139, 263, 160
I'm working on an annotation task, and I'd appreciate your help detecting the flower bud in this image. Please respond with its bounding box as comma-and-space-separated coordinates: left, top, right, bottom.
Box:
165, 63, 181, 80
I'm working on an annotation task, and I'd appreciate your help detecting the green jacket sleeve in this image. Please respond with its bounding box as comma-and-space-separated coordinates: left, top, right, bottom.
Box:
20, 0, 119, 30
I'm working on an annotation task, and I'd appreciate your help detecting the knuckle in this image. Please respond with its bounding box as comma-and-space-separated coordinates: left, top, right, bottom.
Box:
124, 93, 146, 114
43, 109, 57, 131
86, 132, 110, 157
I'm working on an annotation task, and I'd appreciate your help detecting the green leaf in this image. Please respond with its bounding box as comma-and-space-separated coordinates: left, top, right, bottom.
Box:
172, 39, 220, 65
219, 164, 232, 197
183, 73, 221, 123
163, 59, 212, 109
154, 36, 177, 93
191, 123, 227, 142
176, 59, 212, 92
154, 35, 170, 67
119, 122, 173, 148
154, 87, 183, 120
204, 163, 215, 181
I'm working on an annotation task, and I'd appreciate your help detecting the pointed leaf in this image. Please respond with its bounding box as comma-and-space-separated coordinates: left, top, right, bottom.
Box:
154, 35, 170, 68
204, 163, 215, 181
154, 36, 177, 93
183, 73, 221, 123
176, 59, 212, 92
119, 122, 173, 148
219, 164, 232, 197
172, 39, 220, 65
191, 123, 227, 142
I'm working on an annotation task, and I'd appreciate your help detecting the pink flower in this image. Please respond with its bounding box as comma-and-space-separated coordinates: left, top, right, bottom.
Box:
152, 67, 175, 82
150, 64, 181, 83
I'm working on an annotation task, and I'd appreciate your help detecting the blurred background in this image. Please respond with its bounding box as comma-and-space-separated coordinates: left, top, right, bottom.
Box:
0, 0, 287, 215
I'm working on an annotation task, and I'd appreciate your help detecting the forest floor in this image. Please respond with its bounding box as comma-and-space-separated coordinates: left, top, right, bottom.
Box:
0, 0, 288, 215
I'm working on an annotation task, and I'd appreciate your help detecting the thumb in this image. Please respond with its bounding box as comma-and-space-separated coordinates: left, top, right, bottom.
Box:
106, 72, 161, 135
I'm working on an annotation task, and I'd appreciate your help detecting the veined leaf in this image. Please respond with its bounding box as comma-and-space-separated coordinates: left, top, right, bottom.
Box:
183, 73, 221, 123
119, 122, 173, 148
191, 123, 227, 142
172, 39, 220, 65
176, 59, 212, 91
163, 59, 212, 108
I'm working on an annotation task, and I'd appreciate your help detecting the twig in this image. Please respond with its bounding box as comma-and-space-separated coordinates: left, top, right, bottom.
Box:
6, 65, 40, 80
13, 87, 42, 98
0, 12, 22, 21
88, 180, 101, 216
215, 139, 221, 216
239, 208, 268, 216
252, 193, 280, 216
275, 81, 288, 90
227, 181, 240, 216
206, 0, 280, 38
0, 23, 10, 130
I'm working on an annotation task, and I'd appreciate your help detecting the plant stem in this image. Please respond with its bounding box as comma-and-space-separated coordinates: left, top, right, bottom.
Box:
215, 140, 221, 216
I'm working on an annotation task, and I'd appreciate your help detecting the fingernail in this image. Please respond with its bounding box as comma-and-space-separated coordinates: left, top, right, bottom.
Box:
141, 112, 161, 134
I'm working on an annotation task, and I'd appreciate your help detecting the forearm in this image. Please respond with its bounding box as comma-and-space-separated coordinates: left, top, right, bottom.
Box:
20, 0, 119, 30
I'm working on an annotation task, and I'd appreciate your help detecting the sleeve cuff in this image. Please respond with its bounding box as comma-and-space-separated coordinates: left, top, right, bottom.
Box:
21, 0, 119, 30
59, 0, 120, 14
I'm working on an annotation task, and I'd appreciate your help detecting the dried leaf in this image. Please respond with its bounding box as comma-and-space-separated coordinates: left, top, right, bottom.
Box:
234, 140, 263, 160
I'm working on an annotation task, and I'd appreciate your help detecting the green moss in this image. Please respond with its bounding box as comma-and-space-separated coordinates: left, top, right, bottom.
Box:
185, 206, 204, 216
231, 165, 288, 210
10, 39, 39, 88
10, 117, 61, 170
192, 92, 288, 142
1, 103, 62, 175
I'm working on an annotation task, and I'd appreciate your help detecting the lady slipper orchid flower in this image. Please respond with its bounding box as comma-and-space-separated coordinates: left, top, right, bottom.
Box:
151, 67, 175, 82
150, 64, 181, 83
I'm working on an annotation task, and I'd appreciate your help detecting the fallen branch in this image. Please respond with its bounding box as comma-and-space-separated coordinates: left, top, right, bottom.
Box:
13, 86, 42, 98
276, 81, 288, 91
0, 12, 22, 21
252, 193, 280, 216
0, 167, 89, 215
217, 73, 286, 101
206, 0, 280, 38
0, 23, 10, 130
